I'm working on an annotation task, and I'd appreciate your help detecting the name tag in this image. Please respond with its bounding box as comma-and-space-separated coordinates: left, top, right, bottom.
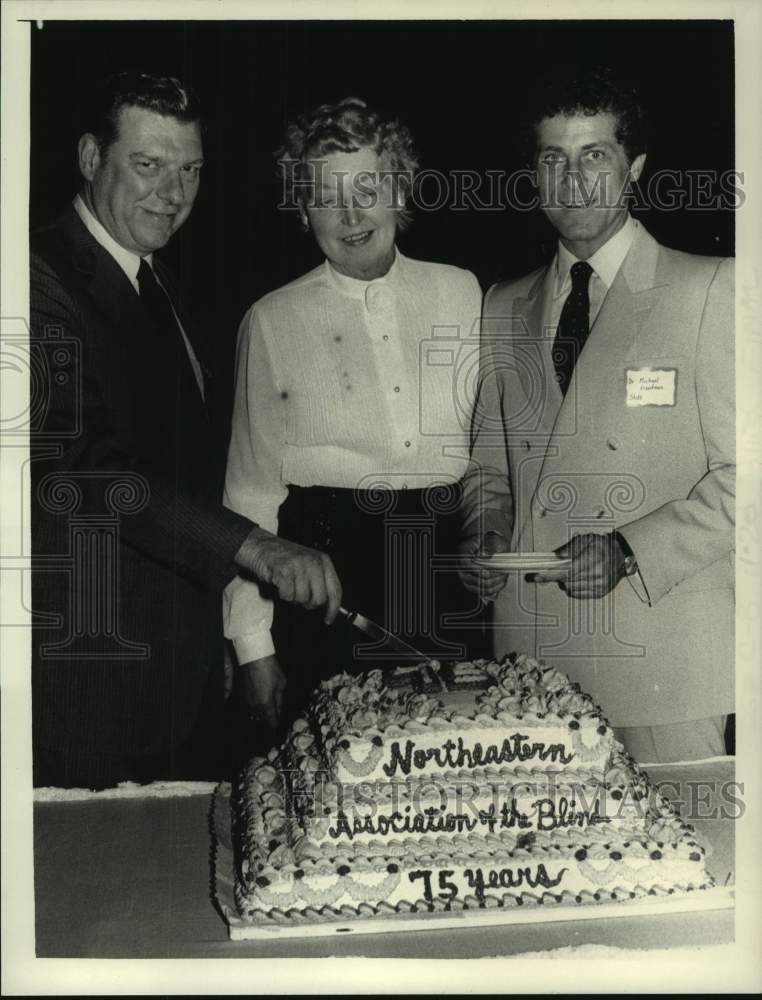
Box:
626, 368, 677, 407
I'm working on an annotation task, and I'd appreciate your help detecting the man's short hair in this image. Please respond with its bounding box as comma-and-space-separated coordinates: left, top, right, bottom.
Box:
276, 96, 420, 230
82, 70, 204, 153
518, 64, 649, 166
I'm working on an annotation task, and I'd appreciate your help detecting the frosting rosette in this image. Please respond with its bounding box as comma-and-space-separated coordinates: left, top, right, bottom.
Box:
232, 653, 714, 929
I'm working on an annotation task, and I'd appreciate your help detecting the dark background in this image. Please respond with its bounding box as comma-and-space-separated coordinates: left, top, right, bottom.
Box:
30, 19, 735, 392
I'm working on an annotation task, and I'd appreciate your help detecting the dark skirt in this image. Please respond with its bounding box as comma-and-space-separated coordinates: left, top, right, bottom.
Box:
273, 483, 489, 714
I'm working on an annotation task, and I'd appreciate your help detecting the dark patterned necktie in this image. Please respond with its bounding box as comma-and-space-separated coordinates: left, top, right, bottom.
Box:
137, 258, 206, 404
553, 260, 593, 397
137, 258, 182, 344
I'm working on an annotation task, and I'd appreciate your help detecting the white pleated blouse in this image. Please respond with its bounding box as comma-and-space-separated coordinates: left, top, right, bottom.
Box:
223, 249, 482, 663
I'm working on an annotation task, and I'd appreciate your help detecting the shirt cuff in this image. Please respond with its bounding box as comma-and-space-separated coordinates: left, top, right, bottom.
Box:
232, 631, 276, 665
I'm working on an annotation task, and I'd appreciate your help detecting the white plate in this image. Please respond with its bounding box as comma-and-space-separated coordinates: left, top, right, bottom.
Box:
472, 553, 572, 572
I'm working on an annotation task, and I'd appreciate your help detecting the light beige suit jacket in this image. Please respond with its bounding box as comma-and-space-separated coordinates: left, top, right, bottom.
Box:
462, 224, 734, 726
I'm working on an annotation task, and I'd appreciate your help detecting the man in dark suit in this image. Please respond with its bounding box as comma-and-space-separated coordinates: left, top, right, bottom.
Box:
31, 71, 341, 789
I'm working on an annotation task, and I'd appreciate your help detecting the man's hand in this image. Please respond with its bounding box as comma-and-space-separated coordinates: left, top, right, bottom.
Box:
235, 527, 342, 624
533, 532, 630, 599
237, 655, 286, 730
458, 530, 510, 602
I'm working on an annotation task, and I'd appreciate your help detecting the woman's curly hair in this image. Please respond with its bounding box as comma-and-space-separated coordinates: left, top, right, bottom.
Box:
276, 97, 420, 230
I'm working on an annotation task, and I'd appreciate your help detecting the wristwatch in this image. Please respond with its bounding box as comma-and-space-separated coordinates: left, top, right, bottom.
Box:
613, 531, 638, 577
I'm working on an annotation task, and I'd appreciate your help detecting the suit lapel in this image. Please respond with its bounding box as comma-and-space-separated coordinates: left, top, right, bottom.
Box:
614, 225, 668, 360
153, 259, 213, 384
525, 225, 669, 537
58, 207, 209, 418
57, 207, 153, 344
565, 223, 667, 398
510, 266, 565, 435
511, 263, 563, 545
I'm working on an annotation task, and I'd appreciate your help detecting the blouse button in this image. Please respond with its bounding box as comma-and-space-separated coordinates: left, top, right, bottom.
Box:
404, 440, 411, 448
382, 335, 389, 342
394, 385, 400, 393
365, 283, 393, 314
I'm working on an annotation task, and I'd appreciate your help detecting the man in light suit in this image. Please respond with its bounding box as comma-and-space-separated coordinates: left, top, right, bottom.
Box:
460, 67, 734, 762
31, 71, 341, 788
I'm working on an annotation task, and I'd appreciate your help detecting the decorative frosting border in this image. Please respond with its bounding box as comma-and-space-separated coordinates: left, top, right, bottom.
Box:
309, 655, 618, 781
232, 655, 714, 931
235, 752, 705, 876
237, 882, 714, 925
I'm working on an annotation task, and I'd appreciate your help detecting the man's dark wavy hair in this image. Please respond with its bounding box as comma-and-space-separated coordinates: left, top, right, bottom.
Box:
517, 64, 649, 166
81, 70, 204, 153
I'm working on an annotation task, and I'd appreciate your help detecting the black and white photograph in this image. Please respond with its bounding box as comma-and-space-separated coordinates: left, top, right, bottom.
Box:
1, 0, 760, 993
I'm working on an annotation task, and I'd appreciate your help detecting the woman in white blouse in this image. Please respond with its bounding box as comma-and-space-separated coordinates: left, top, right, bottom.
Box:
224, 98, 485, 727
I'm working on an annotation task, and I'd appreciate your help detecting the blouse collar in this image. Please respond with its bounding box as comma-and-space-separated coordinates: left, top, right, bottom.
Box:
324, 247, 403, 310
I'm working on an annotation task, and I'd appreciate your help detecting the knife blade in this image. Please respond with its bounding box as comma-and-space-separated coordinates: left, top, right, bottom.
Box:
338, 606, 428, 660
338, 606, 439, 679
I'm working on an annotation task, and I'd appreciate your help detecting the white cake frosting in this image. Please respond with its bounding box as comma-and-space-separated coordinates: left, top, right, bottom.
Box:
232, 654, 712, 927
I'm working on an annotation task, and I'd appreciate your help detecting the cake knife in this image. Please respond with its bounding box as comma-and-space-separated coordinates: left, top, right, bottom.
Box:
338, 606, 442, 683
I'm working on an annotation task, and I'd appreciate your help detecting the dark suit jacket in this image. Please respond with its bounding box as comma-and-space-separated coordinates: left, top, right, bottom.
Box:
30, 205, 253, 784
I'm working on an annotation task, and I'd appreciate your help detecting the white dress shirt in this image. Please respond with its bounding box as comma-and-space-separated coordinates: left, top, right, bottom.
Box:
223, 249, 482, 664
548, 215, 639, 332
73, 194, 205, 398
